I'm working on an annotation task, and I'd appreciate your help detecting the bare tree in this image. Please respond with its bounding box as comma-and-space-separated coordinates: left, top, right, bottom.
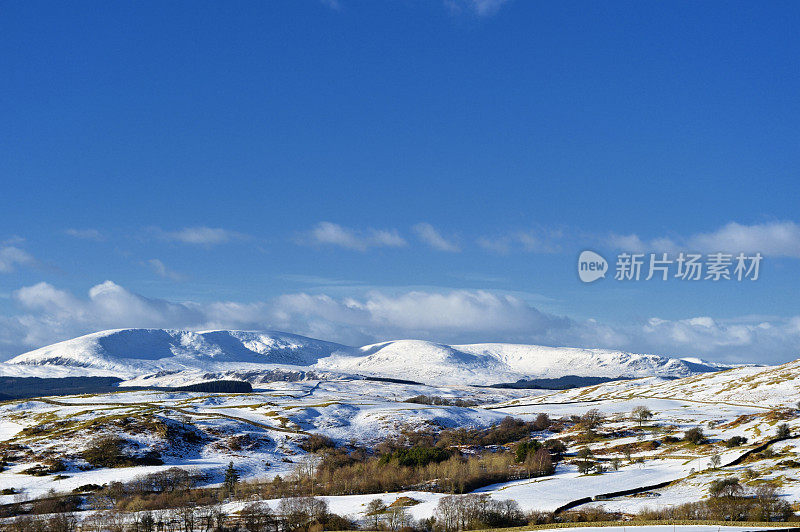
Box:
241, 502, 275, 532
366, 498, 386, 530
632, 406, 653, 427
525, 447, 555, 477
580, 409, 605, 430
384, 506, 411, 532
709, 477, 742, 498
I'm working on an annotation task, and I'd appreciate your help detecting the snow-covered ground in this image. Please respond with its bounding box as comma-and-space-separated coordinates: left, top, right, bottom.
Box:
2, 334, 800, 522
0, 380, 532, 503
1, 368, 799, 520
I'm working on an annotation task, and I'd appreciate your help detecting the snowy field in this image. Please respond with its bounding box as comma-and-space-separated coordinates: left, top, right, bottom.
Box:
1, 366, 799, 522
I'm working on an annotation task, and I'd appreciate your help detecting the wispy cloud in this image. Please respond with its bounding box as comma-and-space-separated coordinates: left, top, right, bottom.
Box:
450, 272, 507, 283
145, 259, 186, 281
3, 236, 25, 246
413, 223, 460, 252
477, 229, 563, 254
278, 274, 362, 286
476, 237, 511, 254
445, 0, 511, 17
64, 228, 104, 241
319, 0, 341, 10
608, 221, 800, 258
157, 226, 248, 246
0, 247, 35, 273
304, 222, 407, 251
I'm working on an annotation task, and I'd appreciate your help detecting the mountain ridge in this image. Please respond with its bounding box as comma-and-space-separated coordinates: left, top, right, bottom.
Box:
2, 327, 731, 386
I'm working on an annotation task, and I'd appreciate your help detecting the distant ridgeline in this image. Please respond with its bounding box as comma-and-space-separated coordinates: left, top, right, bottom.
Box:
0, 376, 124, 399
490, 375, 631, 390
0, 376, 252, 400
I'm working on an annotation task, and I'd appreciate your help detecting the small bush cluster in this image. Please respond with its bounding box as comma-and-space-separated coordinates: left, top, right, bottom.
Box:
403, 395, 479, 407
434, 416, 551, 448
725, 435, 748, 448
379, 446, 452, 468
81, 436, 163, 468
684, 427, 707, 445
300, 434, 337, 453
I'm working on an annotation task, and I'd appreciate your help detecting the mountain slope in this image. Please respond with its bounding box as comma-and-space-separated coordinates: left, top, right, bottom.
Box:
497, 359, 800, 408
5, 328, 352, 378
315, 340, 517, 385
2, 328, 727, 385
315, 340, 723, 385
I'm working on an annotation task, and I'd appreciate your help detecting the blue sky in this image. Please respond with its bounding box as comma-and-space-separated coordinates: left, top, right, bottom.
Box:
1, 0, 799, 362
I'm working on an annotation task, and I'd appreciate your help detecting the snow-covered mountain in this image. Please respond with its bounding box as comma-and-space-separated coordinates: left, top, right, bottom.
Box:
1, 328, 727, 386
315, 340, 725, 384
4, 329, 351, 378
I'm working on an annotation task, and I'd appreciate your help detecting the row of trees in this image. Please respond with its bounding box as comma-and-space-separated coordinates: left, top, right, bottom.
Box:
302, 451, 528, 495
639, 478, 792, 522
3, 496, 351, 532
0, 494, 535, 532
8, 482, 793, 532
432, 494, 525, 531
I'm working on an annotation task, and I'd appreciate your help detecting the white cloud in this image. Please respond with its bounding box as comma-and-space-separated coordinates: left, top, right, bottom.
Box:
306, 222, 407, 251
308, 223, 361, 249
159, 226, 246, 246
274, 290, 567, 340
10, 281, 203, 349
635, 316, 800, 362
145, 259, 185, 281
15, 282, 81, 315
0, 282, 570, 356
64, 228, 104, 241
412, 223, 460, 252
687, 221, 800, 257
608, 221, 800, 258
2, 280, 800, 364
0, 247, 35, 273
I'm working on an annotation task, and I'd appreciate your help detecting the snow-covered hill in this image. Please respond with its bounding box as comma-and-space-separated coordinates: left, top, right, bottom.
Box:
1, 328, 726, 385
498, 357, 800, 409
314, 339, 724, 385
4, 328, 351, 378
